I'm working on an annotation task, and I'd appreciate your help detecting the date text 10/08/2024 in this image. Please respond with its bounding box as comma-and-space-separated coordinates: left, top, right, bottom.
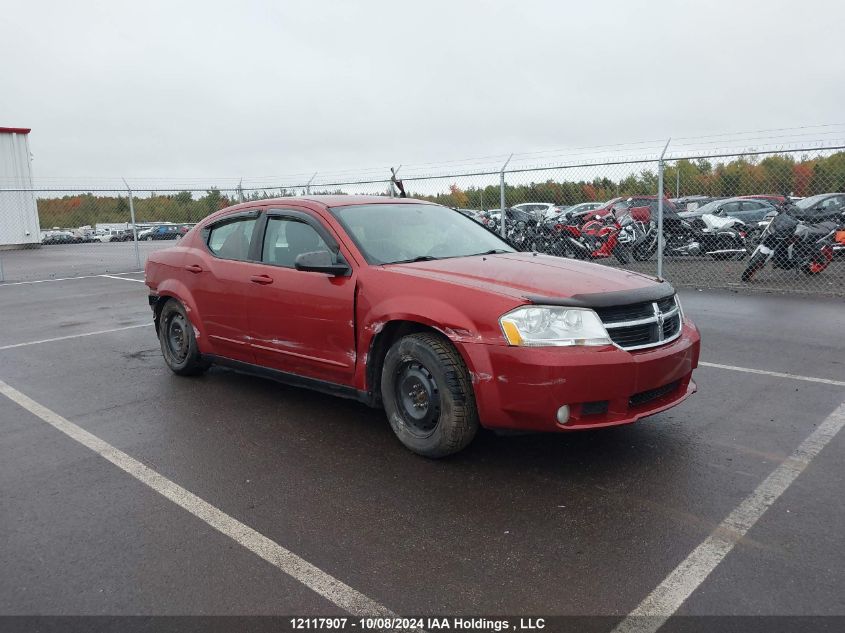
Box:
290, 617, 546, 631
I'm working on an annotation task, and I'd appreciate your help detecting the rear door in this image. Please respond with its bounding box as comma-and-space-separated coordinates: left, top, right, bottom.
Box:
186, 210, 261, 363
244, 208, 357, 385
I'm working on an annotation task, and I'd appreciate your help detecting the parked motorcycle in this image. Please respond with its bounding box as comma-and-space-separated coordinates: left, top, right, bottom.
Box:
555, 212, 631, 264
632, 212, 748, 261
741, 210, 839, 281
503, 207, 542, 252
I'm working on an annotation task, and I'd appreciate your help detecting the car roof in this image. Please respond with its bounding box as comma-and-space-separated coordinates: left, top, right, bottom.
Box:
264, 195, 437, 208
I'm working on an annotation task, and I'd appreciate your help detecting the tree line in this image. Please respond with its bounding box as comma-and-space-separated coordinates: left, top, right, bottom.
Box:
413, 152, 845, 209
33, 151, 845, 228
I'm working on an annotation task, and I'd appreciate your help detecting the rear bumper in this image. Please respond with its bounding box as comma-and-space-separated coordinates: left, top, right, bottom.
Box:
460, 322, 700, 432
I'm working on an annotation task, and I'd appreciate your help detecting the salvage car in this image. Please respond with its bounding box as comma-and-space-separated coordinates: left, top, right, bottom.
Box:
145, 196, 700, 457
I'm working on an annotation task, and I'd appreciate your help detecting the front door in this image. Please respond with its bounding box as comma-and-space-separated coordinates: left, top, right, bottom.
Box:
245, 209, 357, 385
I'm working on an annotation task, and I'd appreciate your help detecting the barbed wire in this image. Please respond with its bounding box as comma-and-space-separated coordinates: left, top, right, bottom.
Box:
4, 125, 845, 191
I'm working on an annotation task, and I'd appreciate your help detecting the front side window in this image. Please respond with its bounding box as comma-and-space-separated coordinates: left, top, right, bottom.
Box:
330, 203, 514, 264
819, 196, 844, 210
207, 217, 257, 261
261, 217, 331, 267
795, 194, 828, 210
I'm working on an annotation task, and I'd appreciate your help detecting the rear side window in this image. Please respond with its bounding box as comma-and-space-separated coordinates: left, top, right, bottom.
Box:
207, 217, 257, 261
262, 217, 330, 268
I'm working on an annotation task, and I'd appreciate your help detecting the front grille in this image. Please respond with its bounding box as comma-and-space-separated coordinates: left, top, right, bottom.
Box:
594, 302, 654, 322
656, 296, 676, 312
629, 380, 681, 408
608, 323, 656, 347
595, 295, 682, 351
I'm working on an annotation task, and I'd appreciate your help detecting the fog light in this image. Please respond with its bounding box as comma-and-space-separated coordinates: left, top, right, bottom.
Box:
556, 405, 570, 425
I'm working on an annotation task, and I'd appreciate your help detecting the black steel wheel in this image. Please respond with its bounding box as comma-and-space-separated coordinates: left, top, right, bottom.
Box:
381, 332, 478, 458
394, 361, 441, 437
158, 300, 210, 376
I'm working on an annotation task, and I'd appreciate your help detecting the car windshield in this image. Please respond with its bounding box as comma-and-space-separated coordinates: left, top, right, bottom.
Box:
568, 203, 598, 214
330, 203, 514, 264
794, 194, 827, 209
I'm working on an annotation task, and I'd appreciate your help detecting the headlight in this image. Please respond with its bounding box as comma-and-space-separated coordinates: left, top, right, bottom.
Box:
499, 306, 612, 347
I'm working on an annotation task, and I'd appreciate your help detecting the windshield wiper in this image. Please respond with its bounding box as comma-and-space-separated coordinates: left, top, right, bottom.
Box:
468, 249, 511, 256
388, 255, 441, 264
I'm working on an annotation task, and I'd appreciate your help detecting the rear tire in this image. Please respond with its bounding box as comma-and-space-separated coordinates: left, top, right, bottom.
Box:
801, 248, 833, 275
381, 333, 478, 458
158, 300, 210, 376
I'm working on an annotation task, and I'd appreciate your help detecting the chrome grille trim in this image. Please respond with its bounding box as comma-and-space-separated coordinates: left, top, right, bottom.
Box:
603, 307, 680, 329
596, 295, 683, 351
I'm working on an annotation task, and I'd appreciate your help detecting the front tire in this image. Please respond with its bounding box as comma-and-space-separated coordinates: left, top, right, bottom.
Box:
633, 241, 657, 261
742, 252, 768, 282
381, 333, 479, 458
612, 245, 631, 265
158, 300, 210, 376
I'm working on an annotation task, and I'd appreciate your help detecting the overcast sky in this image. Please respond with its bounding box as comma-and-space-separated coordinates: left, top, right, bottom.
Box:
3, 0, 845, 187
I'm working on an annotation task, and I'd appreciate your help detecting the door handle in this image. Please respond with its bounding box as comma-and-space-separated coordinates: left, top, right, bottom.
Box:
184, 264, 203, 274
250, 274, 274, 285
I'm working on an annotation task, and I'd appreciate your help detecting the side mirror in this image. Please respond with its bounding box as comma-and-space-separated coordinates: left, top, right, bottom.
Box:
294, 250, 350, 276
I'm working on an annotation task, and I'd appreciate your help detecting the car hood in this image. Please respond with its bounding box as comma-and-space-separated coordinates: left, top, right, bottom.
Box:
387, 253, 664, 303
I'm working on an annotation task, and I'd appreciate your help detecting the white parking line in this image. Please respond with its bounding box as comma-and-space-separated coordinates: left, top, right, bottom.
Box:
612, 401, 845, 633
700, 361, 845, 387
100, 274, 146, 283
0, 378, 410, 624
0, 323, 153, 351
0, 272, 143, 287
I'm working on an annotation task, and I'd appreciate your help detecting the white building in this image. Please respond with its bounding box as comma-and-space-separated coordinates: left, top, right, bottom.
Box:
0, 127, 41, 248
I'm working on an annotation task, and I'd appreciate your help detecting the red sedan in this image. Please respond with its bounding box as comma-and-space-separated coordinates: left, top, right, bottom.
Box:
145, 196, 700, 457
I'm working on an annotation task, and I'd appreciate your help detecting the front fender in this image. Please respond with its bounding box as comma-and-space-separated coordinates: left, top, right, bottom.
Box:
361, 296, 490, 346
355, 295, 504, 397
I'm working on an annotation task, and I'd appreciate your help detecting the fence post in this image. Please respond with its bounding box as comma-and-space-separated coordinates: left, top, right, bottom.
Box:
499, 153, 513, 237
0, 245, 4, 282
123, 179, 142, 271
656, 139, 671, 279
306, 172, 317, 195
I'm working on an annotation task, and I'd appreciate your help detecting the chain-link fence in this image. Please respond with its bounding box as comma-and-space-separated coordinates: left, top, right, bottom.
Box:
1, 145, 844, 295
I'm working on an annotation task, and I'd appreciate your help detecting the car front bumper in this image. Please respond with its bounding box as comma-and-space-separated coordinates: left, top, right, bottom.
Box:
460, 322, 700, 432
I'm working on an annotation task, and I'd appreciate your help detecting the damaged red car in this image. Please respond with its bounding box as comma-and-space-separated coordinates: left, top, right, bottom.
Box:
145, 196, 700, 457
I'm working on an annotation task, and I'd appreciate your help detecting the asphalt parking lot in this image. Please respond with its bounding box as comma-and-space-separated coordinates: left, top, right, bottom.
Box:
1, 274, 844, 631
0, 241, 168, 282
